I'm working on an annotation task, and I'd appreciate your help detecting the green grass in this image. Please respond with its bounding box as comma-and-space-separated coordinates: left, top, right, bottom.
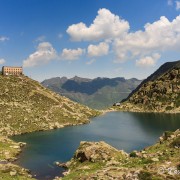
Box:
63, 162, 105, 180
0, 75, 100, 136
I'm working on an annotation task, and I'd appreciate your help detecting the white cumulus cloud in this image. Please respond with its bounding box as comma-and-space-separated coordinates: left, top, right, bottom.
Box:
23, 9, 180, 68
67, 8, 129, 41
136, 53, 161, 67
114, 15, 180, 63
23, 42, 57, 67
87, 42, 109, 57
0, 58, 6, 64
61, 48, 85, 60
66, 8, 180, 66
176, 1, 180, 10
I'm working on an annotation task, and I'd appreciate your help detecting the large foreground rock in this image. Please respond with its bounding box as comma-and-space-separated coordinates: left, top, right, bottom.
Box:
73, 141, 128, 163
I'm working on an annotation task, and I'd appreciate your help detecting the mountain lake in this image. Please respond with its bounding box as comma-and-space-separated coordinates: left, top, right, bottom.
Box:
12, 112, 180, 180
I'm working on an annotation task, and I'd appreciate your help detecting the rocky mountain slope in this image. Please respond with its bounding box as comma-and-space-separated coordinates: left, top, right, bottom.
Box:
60, 129, 180, 180
0, 75, 99, 136
114, 60, 180, 113
42, 76, 141, 109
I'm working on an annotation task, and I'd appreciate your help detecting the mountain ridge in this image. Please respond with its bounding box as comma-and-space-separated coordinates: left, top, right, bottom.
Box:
115, 60, 180, 113
42, 76, 142, 109
122, 60, 180, 102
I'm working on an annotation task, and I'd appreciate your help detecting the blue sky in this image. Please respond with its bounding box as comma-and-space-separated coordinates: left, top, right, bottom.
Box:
0, 0, 180, 81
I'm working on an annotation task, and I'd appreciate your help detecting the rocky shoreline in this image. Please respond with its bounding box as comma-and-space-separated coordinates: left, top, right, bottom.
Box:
6, 120, 91, 137
111, 103, 180, 114
0, 112, 101, 179
0, 112, 100, 137
0, 113, 104, 179
0, 136, 35, 179
0, 75, 100, 137
1, 116, 180, 179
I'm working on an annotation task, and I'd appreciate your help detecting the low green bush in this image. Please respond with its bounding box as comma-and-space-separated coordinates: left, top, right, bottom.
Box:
166, 106, 173, 111
130, 151, 138, 157
138, 170, 152, 180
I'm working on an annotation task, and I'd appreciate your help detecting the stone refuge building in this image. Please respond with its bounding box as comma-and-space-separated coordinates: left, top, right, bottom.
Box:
2, 66, 23, 76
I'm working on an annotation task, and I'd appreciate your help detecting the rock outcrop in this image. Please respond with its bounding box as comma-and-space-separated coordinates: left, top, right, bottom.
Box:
0, 136, 34, 179
0, 75, 100, 136
114, 60, 180, 113
60, 129, 180, 180
73, 141, 128, 163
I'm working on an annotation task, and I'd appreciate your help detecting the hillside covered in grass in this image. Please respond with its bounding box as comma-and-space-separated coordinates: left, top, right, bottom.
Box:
113, 60, 180, 113
0, 75, 99, 136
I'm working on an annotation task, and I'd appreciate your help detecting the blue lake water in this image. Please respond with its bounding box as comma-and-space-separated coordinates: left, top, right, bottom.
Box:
12, 112, 180, 180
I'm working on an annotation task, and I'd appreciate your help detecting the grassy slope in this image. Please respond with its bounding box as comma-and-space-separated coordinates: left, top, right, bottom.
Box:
113, 63, 180, 113
0, 75, 100, 179
0, 75, 99, 136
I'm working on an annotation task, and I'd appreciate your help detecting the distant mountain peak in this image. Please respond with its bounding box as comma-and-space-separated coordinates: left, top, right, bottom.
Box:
41, 76, 141, 109
70, 76, 92, 82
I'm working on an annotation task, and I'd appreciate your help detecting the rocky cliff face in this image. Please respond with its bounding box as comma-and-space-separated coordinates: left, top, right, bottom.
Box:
60, 129, 180, 180
0, 75, 99, 136
114, 60, 180, 113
